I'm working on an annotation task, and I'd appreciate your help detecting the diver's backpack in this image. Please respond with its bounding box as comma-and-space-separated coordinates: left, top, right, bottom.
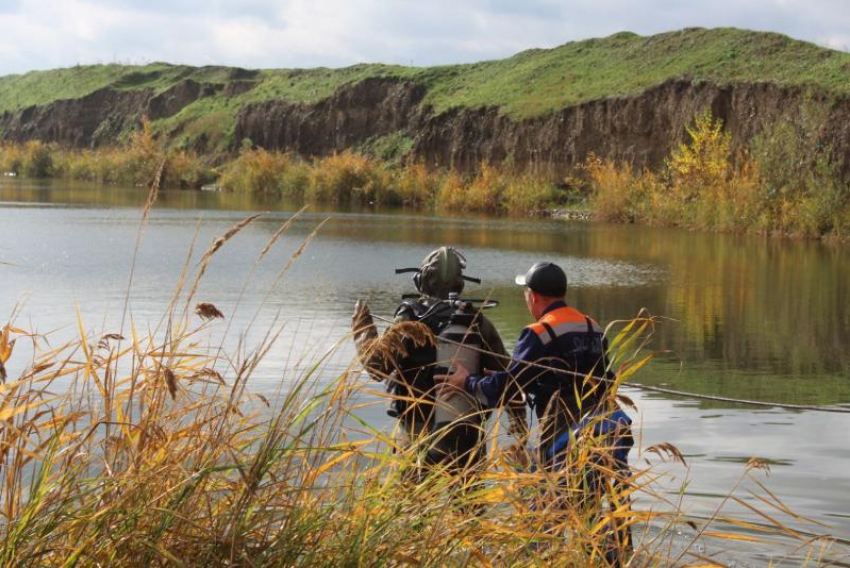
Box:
384, 299, 450, 426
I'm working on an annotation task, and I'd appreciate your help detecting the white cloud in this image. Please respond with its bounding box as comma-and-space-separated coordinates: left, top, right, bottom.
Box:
0, 0, 847, 76
824, 36, 850, 51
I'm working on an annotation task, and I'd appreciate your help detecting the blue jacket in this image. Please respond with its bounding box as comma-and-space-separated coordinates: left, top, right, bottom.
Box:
465, 300, 611, 422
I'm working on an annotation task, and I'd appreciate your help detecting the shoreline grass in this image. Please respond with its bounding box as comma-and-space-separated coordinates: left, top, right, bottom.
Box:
2, 107, 849, 240
585, 111, 850, 240
1, 296, 838, 565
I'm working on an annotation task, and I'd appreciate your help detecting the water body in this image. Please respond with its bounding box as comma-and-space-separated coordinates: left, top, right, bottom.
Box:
2, 178, 849, 564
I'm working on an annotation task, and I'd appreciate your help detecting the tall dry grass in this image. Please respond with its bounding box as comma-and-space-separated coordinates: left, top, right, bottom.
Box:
306, 151, 392, 204
393, 162, 440, 207
1, 201, 843, 565
218, 147, 309, 198
219, 151, 561, 215
0, 307, 839, 564
504, 174, 560, 215
0, 141, 54, 178
436, 165, 561, 215
0, 121, 214, 189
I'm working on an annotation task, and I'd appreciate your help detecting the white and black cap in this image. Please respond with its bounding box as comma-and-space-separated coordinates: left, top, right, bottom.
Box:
515, 262, 567, 297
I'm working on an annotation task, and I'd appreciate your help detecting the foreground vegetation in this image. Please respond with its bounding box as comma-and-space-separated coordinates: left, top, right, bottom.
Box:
0, 198, 846, 565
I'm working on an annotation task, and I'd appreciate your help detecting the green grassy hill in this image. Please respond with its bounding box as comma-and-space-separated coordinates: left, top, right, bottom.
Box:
1, 27, 849, 151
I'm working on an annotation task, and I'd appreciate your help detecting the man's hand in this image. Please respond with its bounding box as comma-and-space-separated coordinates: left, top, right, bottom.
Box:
434, 362, 470, 398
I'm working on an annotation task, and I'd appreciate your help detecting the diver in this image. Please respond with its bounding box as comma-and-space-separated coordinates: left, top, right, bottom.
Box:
352, 246, 526, 475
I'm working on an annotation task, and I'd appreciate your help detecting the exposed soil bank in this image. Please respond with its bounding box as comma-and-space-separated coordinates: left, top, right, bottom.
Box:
2, 77, 849, 177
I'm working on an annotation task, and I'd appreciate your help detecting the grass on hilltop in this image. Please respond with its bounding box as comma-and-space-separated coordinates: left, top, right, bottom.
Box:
416, 28, 850, 117
2, 28, 849, 136
0, 63, 248, 114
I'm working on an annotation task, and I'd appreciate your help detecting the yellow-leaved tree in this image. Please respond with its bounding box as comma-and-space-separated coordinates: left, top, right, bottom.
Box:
667, 110, 731, 202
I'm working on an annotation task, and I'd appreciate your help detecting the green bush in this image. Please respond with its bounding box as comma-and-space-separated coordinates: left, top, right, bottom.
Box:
504, 174, 558, 215
306, 152, 392, 204
219, 148, 308, 197
21, 141, 54, 178
751, 117, 850, 237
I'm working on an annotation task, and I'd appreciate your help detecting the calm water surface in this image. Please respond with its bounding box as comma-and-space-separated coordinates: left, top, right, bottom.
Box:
2, 178, 849, 564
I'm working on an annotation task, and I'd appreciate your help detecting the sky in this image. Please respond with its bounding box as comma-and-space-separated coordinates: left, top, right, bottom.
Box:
0, 0, 848, 76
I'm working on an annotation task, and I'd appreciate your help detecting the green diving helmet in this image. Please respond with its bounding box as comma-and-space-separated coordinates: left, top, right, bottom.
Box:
396, 246, 480, 300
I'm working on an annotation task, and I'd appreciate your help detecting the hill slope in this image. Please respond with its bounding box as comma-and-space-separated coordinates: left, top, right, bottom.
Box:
1, 27, 849, 174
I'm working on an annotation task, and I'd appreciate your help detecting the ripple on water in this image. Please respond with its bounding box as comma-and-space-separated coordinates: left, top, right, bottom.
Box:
470, 248, 664, 288
710, 455, 795, 467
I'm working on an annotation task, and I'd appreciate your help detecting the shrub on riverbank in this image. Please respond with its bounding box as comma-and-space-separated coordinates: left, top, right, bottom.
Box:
220, 151, 562, 214
306, 151, 392, 203
504, 174, 560, 215
4, 108, 850, 238
393, 162, 440, 207
585, 111, 850, 239
0, 140, 54, 178
1, 121, 215, 189
220, 150, 433, 206
435, 165, 562, 215
219, 147, 309, 197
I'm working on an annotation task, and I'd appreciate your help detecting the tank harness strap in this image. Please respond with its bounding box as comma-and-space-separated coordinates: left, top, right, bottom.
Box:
541, 321, 559, 344
585, 316, 594, 334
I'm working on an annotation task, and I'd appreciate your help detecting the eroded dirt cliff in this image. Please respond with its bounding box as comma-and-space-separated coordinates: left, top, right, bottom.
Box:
232, 78, 426, 156
407, 80, 850, 177
2, 75, 848, 177
0, 78, 252, 148
231, 77, 850, 177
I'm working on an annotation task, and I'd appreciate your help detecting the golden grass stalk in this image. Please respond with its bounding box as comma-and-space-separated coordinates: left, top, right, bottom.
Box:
141, 159, 166, 227
183, 213, 262, 313
258, 205, 309, 260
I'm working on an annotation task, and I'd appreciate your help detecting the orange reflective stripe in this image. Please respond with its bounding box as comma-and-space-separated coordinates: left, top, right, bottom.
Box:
527, 307, 602, 342
540, 306, 587, 326
527, 322, 548, 336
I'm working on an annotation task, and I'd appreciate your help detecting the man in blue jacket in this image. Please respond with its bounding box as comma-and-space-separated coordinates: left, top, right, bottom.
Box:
435, 261, 632, 472
435, 263, 634, 564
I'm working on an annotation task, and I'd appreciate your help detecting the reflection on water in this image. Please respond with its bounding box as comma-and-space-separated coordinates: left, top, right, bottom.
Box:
2, 177, 850, 556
